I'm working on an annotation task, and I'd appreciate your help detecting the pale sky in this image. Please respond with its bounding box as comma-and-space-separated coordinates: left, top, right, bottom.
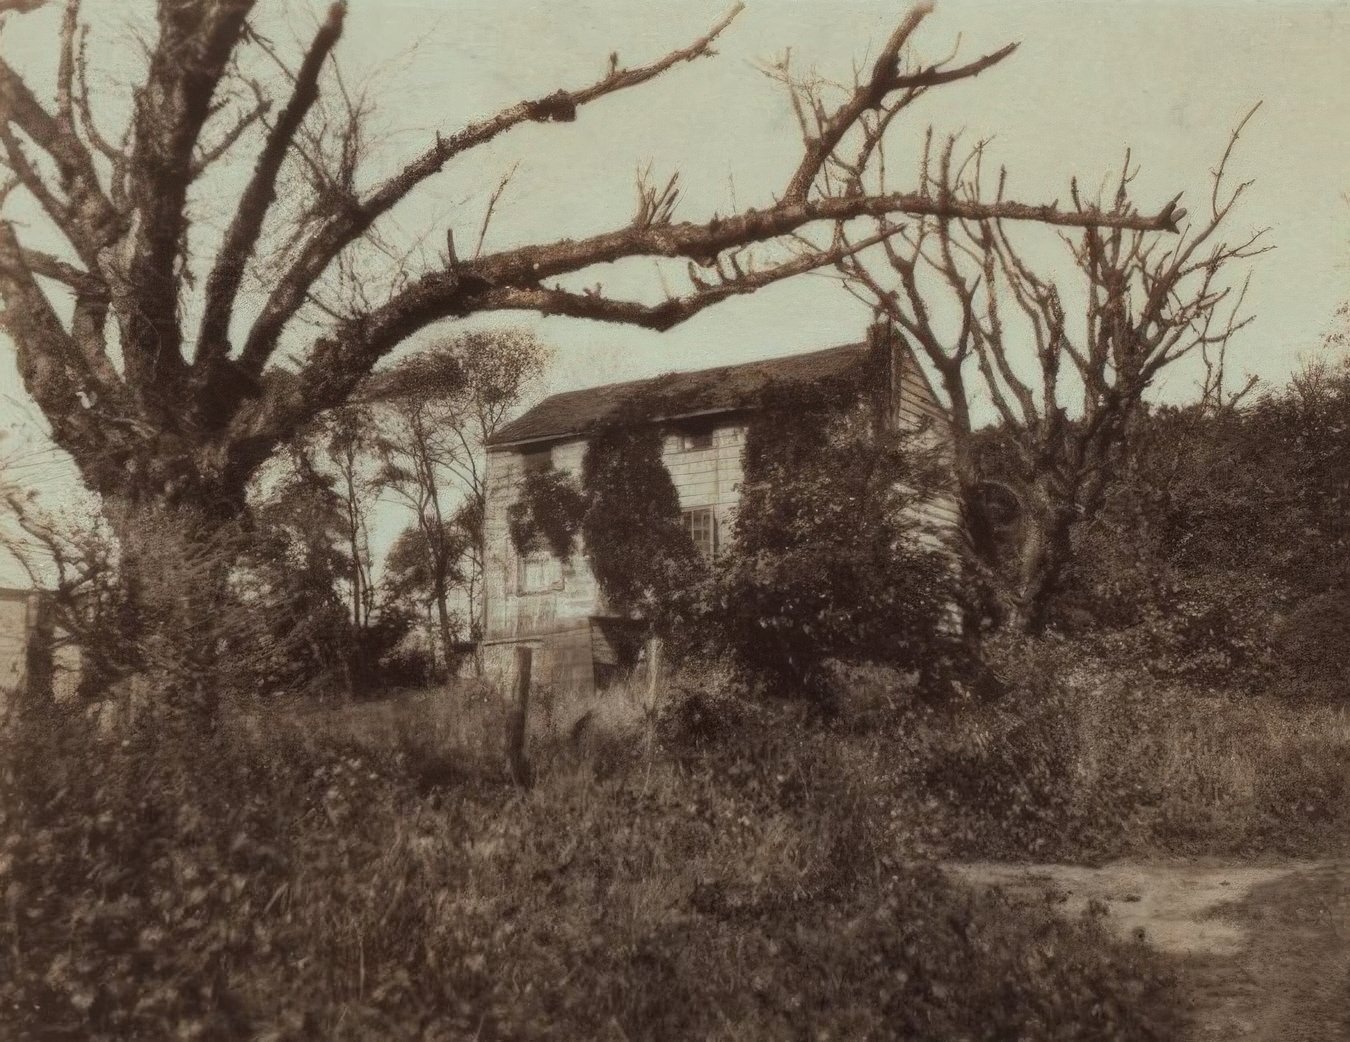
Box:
3, 0, 1350, 580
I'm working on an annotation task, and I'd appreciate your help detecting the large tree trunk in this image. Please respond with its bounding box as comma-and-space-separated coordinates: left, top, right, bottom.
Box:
949, 434, 1077, 638
1006, 487, 1077, 636
101, 492, 249, 724
432, 575, 455, 681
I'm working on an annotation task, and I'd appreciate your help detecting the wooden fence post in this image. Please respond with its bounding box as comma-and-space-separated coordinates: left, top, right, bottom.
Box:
507, 645, 534, 788
645, 636, 664, 708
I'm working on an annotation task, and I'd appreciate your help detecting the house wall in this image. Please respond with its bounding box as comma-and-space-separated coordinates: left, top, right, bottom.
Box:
483, 426, 751, 629
892, 349, 963, 534
480, 344, 961, 691
660, 424, 746, 550
482, 437, 595, 645
0, 589, 79, 714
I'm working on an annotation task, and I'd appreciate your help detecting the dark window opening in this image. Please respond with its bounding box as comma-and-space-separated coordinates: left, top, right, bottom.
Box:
521, 446, 552, 474
678, 428, 714, 451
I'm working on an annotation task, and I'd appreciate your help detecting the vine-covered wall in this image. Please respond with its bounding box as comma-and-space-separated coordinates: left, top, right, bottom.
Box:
481, 336, 960, 680
504, 404, 703, 620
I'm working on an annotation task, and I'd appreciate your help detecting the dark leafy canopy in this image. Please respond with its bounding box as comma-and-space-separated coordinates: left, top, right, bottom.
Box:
236, 472, 353, 694
384, 521, 469, 607
1053, 359, 1350, 698
699, 377, 956, 699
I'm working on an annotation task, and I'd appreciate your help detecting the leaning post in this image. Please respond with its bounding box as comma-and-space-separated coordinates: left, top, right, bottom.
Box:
507, 646, 534, 788
645, 636, 664, 709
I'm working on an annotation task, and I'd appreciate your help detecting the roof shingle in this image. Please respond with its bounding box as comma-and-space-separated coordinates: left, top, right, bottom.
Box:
487, 342, 870, 448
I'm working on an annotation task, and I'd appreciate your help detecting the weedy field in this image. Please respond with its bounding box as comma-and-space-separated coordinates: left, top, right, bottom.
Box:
4, 643, 1347, 1041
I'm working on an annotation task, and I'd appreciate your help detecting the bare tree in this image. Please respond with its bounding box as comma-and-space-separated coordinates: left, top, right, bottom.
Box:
827, 112, 1268, 632
0, 0, 1182, 699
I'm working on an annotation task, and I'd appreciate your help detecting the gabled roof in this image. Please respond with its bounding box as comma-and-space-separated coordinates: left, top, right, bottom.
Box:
487, 342, 870, 448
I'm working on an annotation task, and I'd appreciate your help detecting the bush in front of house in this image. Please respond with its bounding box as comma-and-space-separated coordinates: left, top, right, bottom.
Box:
669, 377, 959, 705
1, 690, 1184, 1042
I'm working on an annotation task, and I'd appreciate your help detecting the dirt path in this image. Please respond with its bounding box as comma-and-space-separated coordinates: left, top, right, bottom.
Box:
948, 861, 1350, 1041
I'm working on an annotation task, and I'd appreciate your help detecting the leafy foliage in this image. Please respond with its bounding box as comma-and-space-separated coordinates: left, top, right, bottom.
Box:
888, 636, 1350, 861
506, 468, 587, 560
580, 421, 700, 616
1052, 359, 1350, 698
0, 689, 1183, 1042
384, 521, 469, 610
682, 377, 956, 701
235, 476, 354, 695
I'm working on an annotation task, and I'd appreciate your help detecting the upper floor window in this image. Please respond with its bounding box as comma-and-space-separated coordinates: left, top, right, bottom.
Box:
521, 446, 552, 475
682, 507, 717, 560
518, 552, 559, 594
678, 428, 714, 452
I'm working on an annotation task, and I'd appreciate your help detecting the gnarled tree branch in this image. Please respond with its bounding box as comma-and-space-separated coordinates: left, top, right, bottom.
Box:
196, 1, 346, 366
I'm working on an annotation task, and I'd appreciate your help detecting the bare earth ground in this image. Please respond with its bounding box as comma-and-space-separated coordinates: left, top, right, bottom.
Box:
948, 861, 1350, 1041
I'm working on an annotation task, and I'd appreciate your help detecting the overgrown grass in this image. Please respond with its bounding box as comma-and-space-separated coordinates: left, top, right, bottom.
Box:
890, 640, 1350, 862
0, 675, 1183, 1042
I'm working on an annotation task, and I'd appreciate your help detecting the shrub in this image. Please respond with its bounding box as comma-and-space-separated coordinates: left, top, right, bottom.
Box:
680, 384, 957, 703
888, 636, 1350, 862
1275, 589, 1350, 702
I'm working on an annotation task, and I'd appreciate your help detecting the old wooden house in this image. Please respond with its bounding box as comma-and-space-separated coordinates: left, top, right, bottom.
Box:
479, 326, 954, 694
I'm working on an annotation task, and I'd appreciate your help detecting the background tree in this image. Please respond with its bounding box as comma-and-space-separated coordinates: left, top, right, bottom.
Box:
238, 460, 354, 697
828, 115, 1265, 633
381, 520, 467, 675
1058, 358, 1350, 698
369, 349, 468, 676
280, 404, 398, 696
367, 330, 547, 663
0, 0, 1182, 704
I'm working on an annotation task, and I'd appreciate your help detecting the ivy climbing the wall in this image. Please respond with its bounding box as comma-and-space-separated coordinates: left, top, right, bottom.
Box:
507, 468, 586, 559
506, 398, 702, 620
697, 369, 957, 702
580, 421, 701, 617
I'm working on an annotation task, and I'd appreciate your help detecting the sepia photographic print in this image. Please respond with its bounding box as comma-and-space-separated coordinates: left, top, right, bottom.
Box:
0, 0, 1347, 1038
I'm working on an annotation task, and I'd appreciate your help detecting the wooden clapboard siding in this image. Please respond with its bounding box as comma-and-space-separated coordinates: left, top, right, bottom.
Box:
482, 437, 599, 643
0, 590, 33, 707
894, 349, 963, 532
479, 336, 962, 680
662, 425, 745, 512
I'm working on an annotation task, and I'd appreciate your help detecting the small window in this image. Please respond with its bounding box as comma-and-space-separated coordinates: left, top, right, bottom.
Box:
521, 446, 552, 475
679, 429, 714, 451
682, 507, 717, 560
518, 552, 558, 593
